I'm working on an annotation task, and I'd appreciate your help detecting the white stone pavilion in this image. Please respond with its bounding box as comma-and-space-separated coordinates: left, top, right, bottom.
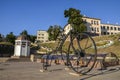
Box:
14, 35, 30, 57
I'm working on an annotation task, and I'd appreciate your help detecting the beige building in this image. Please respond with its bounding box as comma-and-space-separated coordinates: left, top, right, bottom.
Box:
101, 23, 120, 35
37, 17, 120, 42
37, 30, 48, 42
82, 17, 101, 35
63, 24, 73, 34
64, 16, 120, 36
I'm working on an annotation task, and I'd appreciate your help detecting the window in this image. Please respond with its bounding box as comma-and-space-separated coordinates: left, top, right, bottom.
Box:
111, 27, 113, 30
16, 41, 20, 45
103, 26, 105, 29
91, 27, 94, 31
38, 37, 40, 39
103, 32, 106, 35
27, 42, 30, 46
94, 21, 96, 25
97, 28, 99, 32
97, 21, 99, 25
94, 27, 96, 32
107, 26, 109, 30
114, 27, 116, 30
42, 34, 44, 36
118, 28, 120, 31
22, 42, 26, 47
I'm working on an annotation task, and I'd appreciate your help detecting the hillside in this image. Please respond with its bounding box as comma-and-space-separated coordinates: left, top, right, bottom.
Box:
39, 33, 120, 57
93, 34, 120, 57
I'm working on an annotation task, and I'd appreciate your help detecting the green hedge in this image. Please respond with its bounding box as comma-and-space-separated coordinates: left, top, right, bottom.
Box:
0, 42, 14, 57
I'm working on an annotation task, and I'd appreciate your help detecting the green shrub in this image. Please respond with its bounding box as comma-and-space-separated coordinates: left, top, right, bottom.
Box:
0, 42, 14, 57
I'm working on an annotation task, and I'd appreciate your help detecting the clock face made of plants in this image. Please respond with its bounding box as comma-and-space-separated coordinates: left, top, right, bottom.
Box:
95, 40, 114, 49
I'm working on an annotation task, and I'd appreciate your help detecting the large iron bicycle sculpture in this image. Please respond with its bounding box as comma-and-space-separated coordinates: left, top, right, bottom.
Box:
42, 28, 97, 74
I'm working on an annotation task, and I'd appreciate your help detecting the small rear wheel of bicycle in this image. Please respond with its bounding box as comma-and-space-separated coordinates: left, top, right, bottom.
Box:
42, 50, 67, 70
68, 32, 97, 74
103, 52, 119, 67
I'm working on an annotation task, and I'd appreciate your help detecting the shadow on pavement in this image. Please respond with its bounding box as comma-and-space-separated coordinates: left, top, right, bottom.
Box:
80, 66, 120, 80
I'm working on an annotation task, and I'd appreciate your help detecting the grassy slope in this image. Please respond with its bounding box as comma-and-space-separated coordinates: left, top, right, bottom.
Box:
39, 34, 120, 57
0, 42, 13, 45
93, 34, 120, 57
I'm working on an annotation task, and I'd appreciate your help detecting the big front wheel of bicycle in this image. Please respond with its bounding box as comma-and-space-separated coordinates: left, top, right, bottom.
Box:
68, 32, 97, 74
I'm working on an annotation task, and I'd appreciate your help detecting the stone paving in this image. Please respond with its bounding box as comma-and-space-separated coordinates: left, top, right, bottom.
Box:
0, 62, 120, 80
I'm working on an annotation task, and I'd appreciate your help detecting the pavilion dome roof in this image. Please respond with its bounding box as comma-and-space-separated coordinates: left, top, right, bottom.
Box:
16, 35, 28, 40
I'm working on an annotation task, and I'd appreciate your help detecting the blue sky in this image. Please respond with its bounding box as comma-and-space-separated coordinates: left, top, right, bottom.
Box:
0, 0, 120, 36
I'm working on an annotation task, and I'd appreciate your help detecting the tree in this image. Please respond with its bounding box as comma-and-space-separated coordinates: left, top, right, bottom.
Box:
29, 35, 36, 43
20, 30, 30, 40
20, 30, 36, 43
6, 32, 16, 44
64, 8, 86, 33
0, 34, 3, 42
47, 26, 53, 40
47, 25, 62, 41
20, 30, 28, 36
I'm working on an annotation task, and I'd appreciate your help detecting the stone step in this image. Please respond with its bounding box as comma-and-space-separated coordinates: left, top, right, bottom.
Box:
0, 56, 31, 62
7, 58, 31, 62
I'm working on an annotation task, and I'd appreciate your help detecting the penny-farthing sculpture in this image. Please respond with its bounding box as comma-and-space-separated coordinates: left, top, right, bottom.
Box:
42, 29, 97, 74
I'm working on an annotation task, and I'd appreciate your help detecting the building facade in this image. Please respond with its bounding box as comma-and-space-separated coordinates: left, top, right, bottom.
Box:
64, 16, 120, 36
37, 17, 120, 42
101, 23, 120, 35
82, 17, 101, 35
36, 30, 48, 42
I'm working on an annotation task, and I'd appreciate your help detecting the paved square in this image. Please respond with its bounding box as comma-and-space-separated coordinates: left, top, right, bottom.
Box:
0, 62, 120, 80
